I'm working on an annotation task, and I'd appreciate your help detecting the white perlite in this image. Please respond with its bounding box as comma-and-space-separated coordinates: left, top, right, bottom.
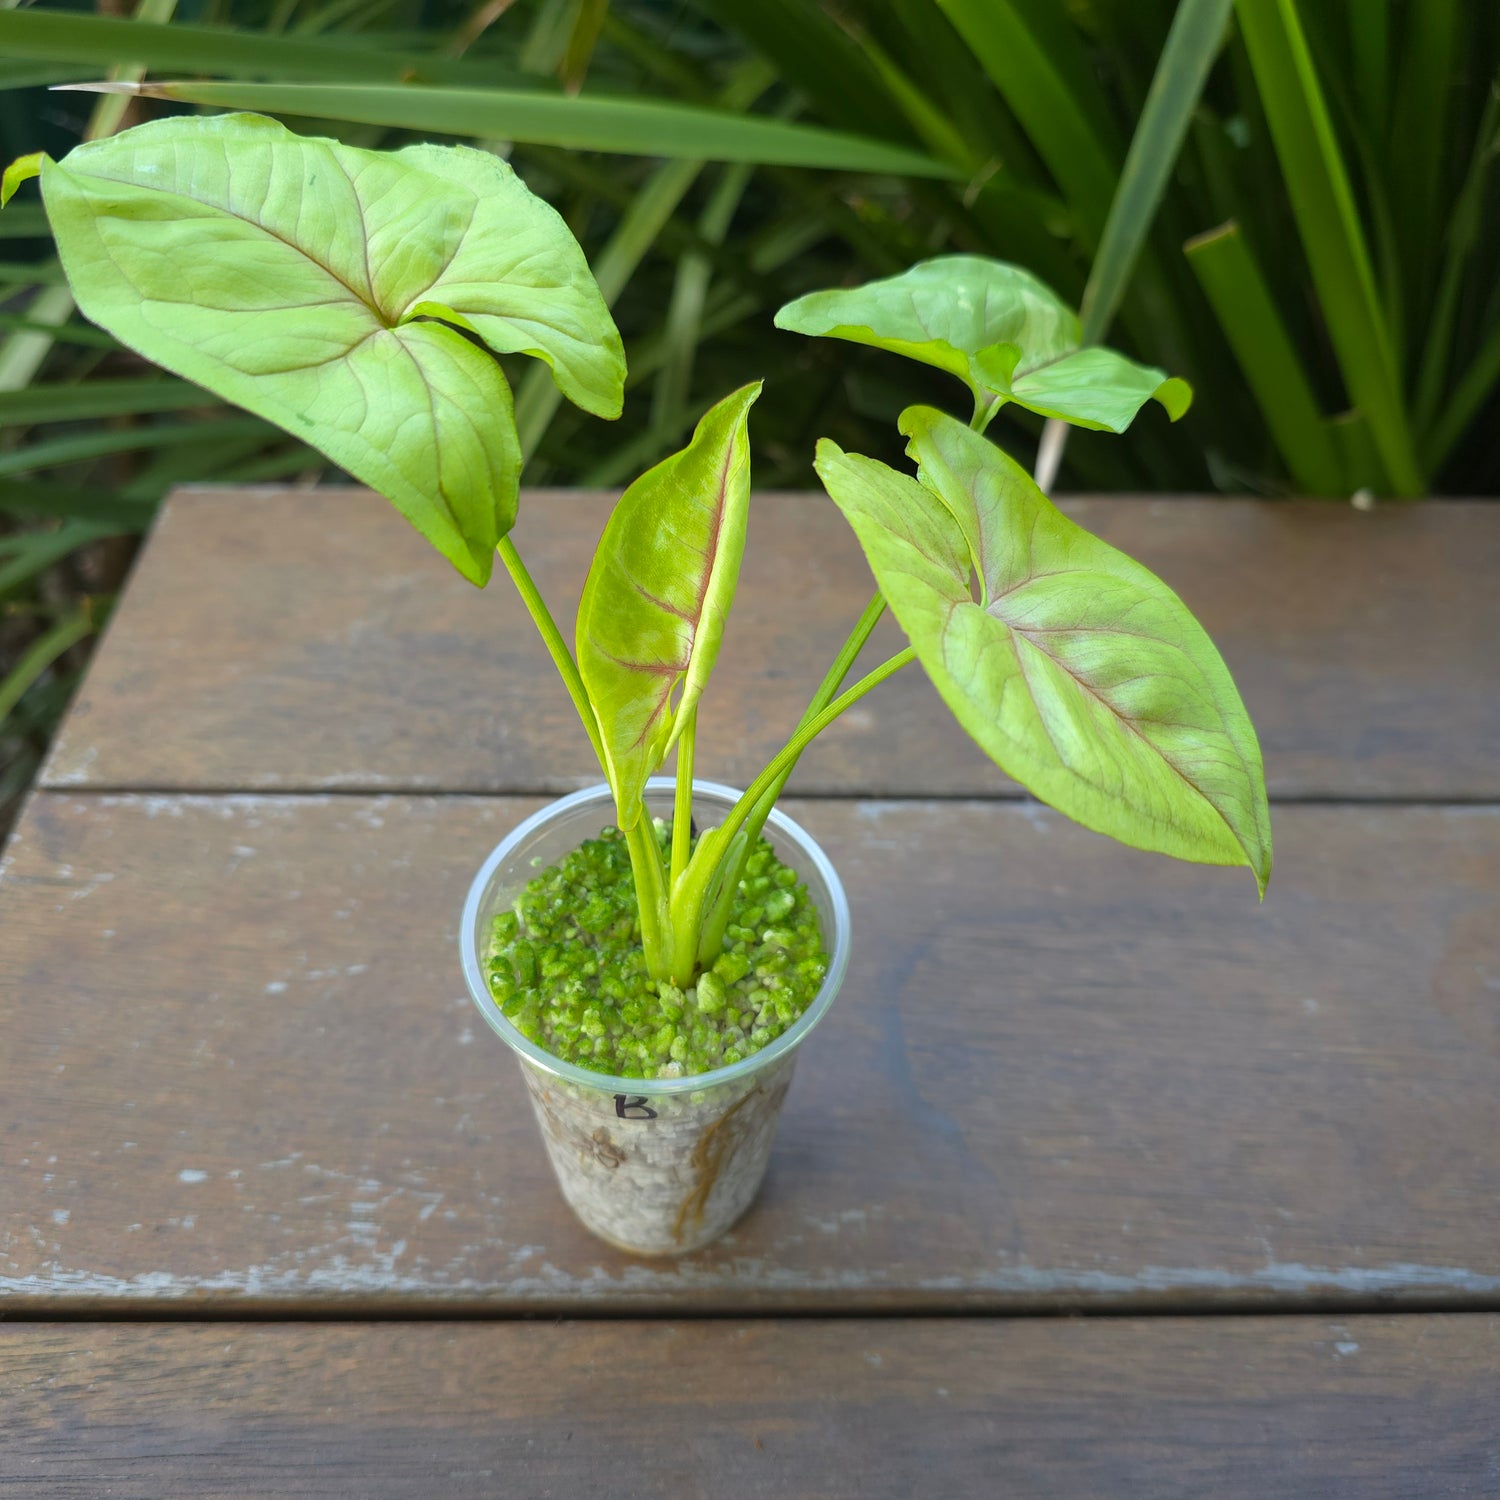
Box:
517, 1052, 797, 1254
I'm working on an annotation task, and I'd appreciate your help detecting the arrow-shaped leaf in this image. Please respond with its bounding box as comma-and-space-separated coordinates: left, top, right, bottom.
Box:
578, 382, 761, 827
814, 407, 1270, 891
777, 255, 1188, 432
7, 112, 623, 584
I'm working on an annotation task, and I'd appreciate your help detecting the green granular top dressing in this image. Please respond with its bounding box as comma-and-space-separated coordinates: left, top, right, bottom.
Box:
485, 821, 828, 1079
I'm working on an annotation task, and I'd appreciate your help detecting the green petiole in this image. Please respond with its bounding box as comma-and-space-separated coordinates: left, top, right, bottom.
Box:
496, 535, 607, 775
662, 643, 917, 982
623, 813, 671, 974
693, 591, 886, 966
670, 701, 697, 895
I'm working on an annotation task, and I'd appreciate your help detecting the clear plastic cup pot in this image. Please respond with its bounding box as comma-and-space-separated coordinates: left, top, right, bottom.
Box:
460, 779, 850, 1255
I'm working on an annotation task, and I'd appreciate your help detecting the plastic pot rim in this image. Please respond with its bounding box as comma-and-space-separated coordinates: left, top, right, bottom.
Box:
459, 778, 852, 1097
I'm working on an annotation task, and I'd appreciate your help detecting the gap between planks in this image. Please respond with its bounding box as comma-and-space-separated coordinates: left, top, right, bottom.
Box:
9, 1290, 1500, 1325
21, 785, 1500, 809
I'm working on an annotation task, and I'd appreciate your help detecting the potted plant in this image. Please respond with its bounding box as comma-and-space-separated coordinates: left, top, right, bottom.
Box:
5, 113, 1271, 1255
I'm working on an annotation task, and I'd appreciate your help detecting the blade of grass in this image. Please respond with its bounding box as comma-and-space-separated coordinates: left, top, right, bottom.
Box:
0, 62, 92, 90
519, 0, 577, 76
596, 8, 711, 104
292, 0, 404, 39
1034, 0, 1232, 490
879, 0, 1029, 173
1335, 87, 1407, 373
515, 60, 772, 460
935, 0, 1120, 242
1414, 77, 1500, 436
0, 204, 47, 238
69, 79, 958, 175
0, 416, 271, 479
0, 284, 75, 391
1079, 0, 1232, 342
560, 0, 609, 95
1386, 0, 1459, 331
0, 7, 528, 87
692, 0, 914, 144
1426, 327, 1500, 475
445, 0, 521, 61
1327, 410, 1382, 495
193, 443, 320, 483
0, 478, 157, 524
86, 0, 178, 140
123, 435, 285, 494
515, 156, 702, 460
1347, 0, 1389, 142
0, 603, 95, 723
625, 217, 829, 390
0, 263, 65, 286
1185, 221, 1343, 494
0, 521, 121, 596
1234, 0, 1422, 495
0, 313, 116, 349
652, 160, 754, 436
0, 746, 42, 825
834, 17, 979, 172
0, 378, 209, 423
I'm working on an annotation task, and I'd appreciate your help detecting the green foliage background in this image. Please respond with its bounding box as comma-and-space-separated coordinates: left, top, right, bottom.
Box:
1, 0, 1497, 833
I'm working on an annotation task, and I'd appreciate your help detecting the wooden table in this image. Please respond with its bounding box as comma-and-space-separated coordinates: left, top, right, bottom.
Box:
3, 488, 1498, 1495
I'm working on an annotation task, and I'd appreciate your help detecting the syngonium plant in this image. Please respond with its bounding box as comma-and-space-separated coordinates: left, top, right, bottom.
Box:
5, 113, 1271, 994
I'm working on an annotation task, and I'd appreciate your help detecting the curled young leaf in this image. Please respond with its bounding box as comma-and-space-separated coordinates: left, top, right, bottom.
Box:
578, 382, 762, 827
814, 408, 1271, 892
777, 255, 1188, 433
1, 152, 43, 207
18, 112, 624, 584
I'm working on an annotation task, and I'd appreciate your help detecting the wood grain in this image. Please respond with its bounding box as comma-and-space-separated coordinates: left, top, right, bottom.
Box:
40, 489, 1500, 799
4, 792, 1497, 1312
3, 1317, 1498, 1498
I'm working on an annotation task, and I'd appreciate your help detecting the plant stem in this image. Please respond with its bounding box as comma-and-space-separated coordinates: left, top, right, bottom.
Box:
756, 590, 887, 813
0, 605, 93, 721
692, 591, 888, 964
667, 644, 917, 979
724, 645, 916, 849
800, 592, 888, 728
670, 701, 696, 893
624, 813, 671, 978
971, 393, 1003, 433
494, 534, 606, 773
694, 826, 749, 970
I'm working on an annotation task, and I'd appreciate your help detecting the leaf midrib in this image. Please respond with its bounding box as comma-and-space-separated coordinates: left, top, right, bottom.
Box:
958, 553, 1247, 830
995, 603, 1246, 835
75, 163, 392, 329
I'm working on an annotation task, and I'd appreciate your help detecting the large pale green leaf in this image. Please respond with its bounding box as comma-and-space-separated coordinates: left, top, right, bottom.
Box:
577, 382, 761, 827
6, 112, 624, 584
776, 256, 1188, 432
814, 408, 1271, 892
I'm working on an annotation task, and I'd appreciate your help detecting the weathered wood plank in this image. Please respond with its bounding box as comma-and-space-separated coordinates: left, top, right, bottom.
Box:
3, 1317, 1497, 1498
41, 489, 1500, 798
3, 793, 1497, 1311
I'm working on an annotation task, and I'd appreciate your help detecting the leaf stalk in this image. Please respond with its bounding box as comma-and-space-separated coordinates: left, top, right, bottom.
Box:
660, 643, 916, 983
495, 534, 606, 773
